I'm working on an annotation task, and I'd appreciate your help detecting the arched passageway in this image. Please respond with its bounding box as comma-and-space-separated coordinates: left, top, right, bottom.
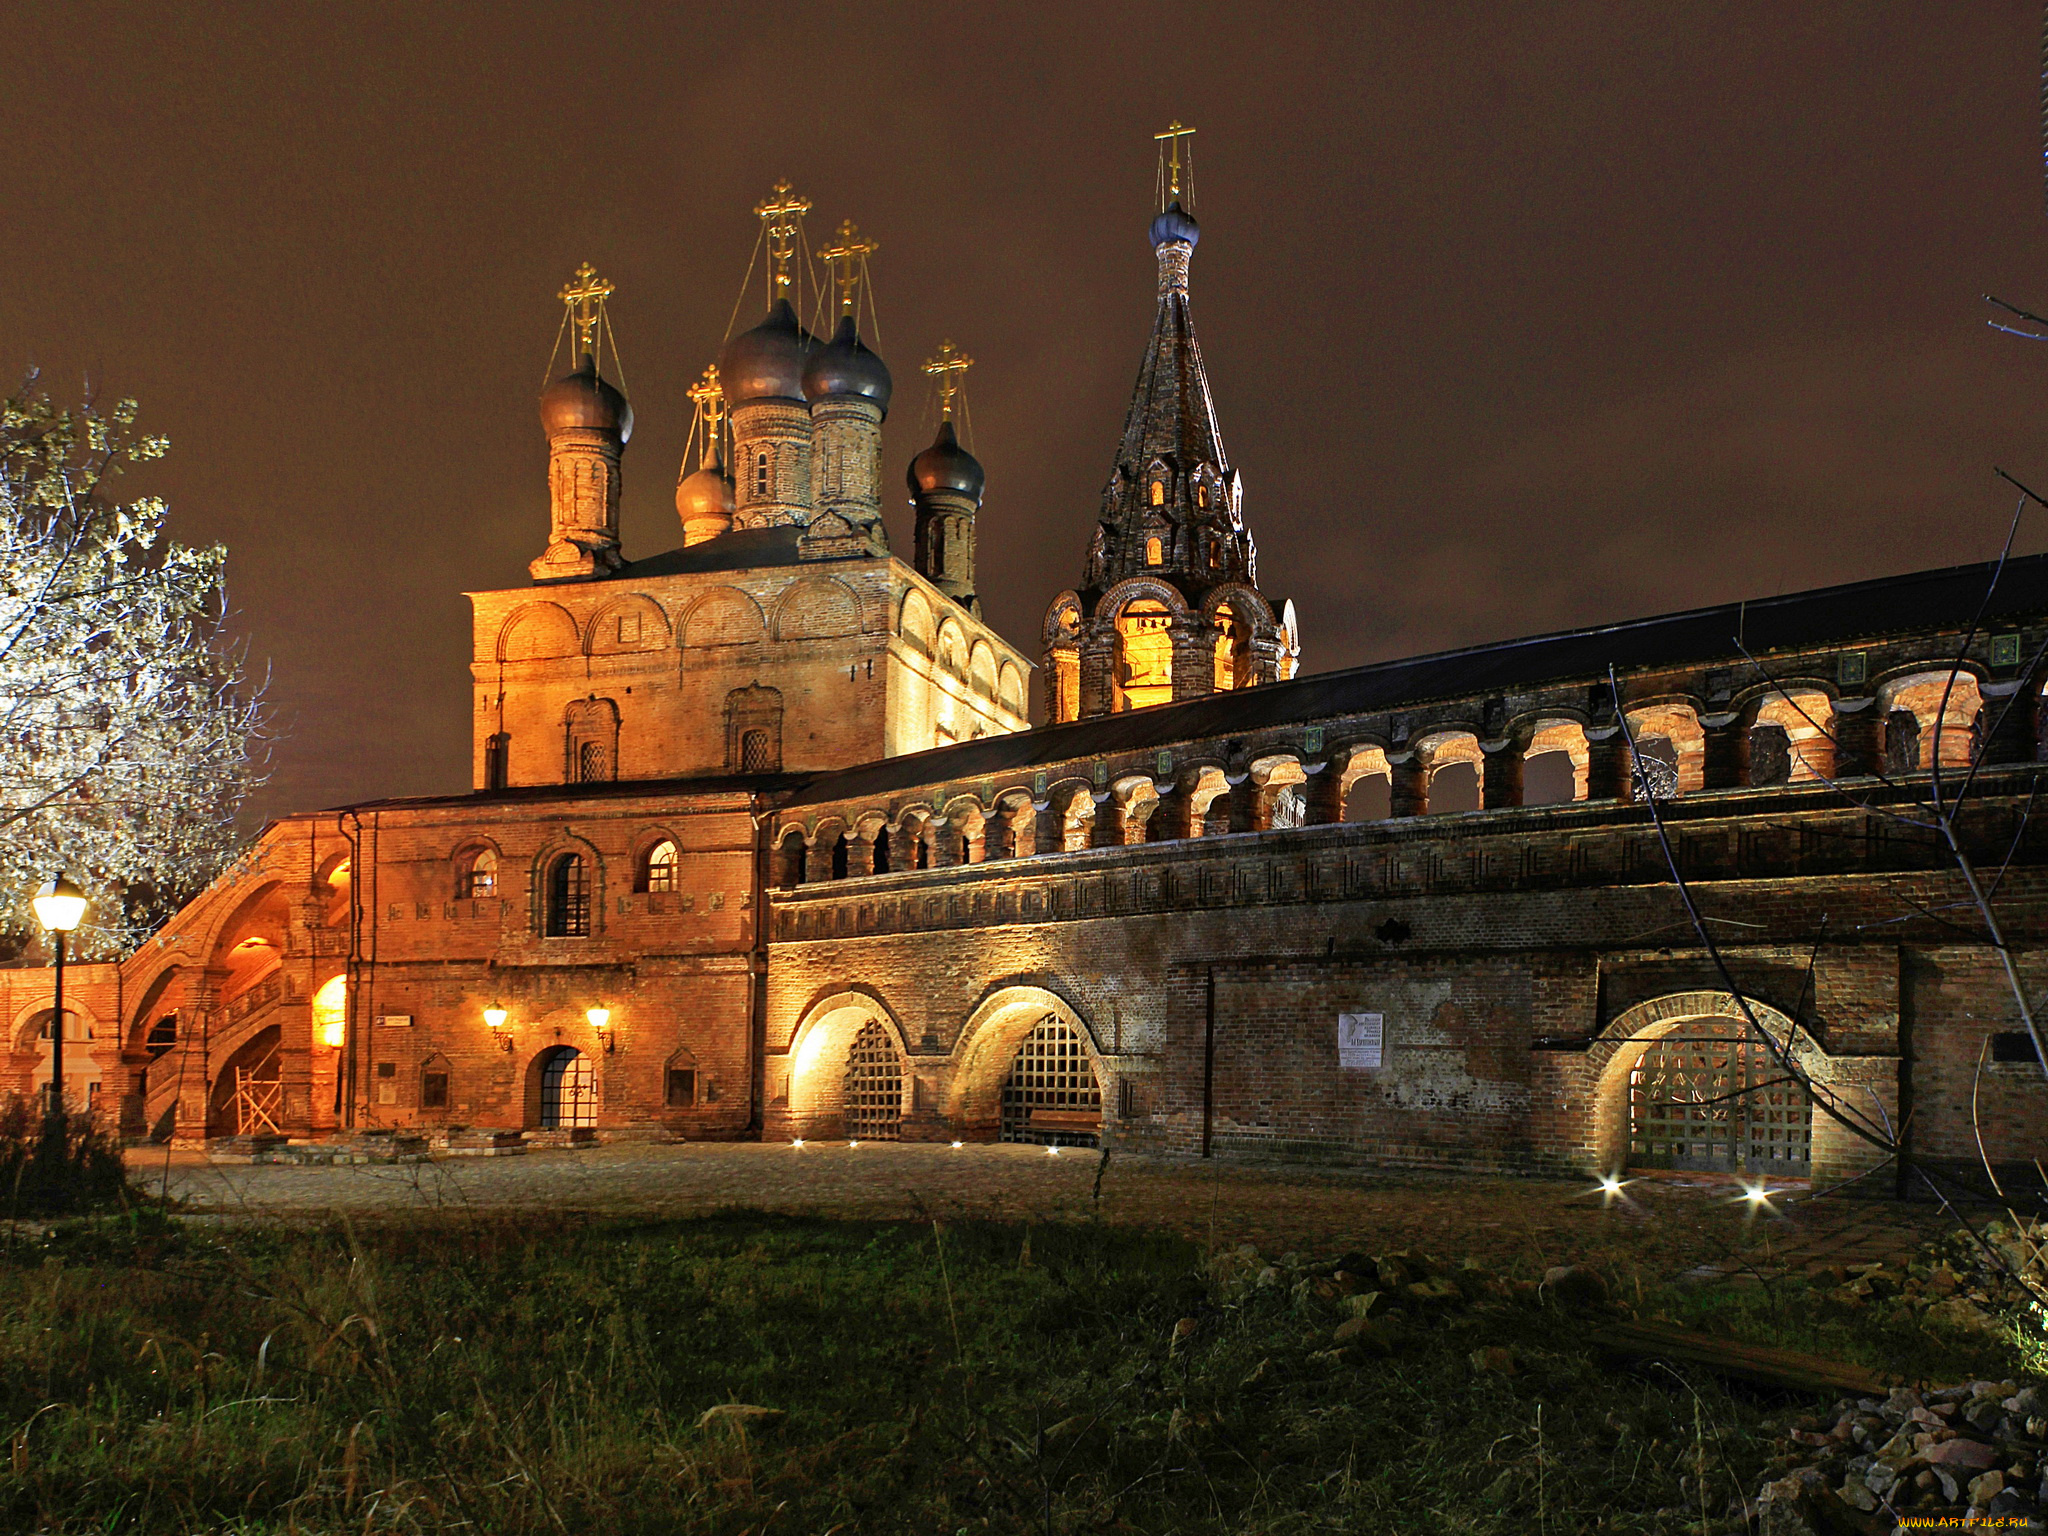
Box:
842, 1019, 904, 1140
998, 1015, 1102, 1147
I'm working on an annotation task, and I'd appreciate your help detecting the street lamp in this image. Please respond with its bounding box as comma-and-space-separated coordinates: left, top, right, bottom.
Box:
32, 875, 87, 1130
484, 1004, 512, 1052
586, 1005, 614, 1053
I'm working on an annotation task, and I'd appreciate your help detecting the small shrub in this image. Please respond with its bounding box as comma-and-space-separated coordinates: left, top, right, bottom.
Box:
0, 1095, 136, 1216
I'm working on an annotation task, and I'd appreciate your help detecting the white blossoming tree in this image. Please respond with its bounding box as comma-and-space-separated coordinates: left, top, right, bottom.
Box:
0, 376, 266, 959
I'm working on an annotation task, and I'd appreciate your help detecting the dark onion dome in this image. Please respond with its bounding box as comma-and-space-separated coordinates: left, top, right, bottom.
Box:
539, 354, 633, 441
718, 298, 816, 405
1149, 199, 1200, 249
802, 314, 893, 408
676, 456, 735, 537
907, 419, 984, 501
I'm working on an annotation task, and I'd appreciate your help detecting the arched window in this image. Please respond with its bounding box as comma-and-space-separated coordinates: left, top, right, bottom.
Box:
1145, 536, 1162, 566
577, 740, 604, 783
1149, 479, 1165, 507
1114, 600, 1175, 711
421, 1055, 451, 1110
830, 834, 849, 879
484, 733, 509, 790
872, 827, 891, 875
457, 847, 497, 899
1196, 482, 1209, 508
545, 854, 590, 937
638, 839, 678, 893
1208, 538, 1220, 569
145, 1014, 178, 1058
754, 450, 771, 497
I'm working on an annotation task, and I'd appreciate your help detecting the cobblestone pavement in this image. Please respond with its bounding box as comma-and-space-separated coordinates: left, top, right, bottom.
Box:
127, 1143, 1954, 1279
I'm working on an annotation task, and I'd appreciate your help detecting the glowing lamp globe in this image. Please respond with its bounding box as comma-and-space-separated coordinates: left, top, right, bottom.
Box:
483, 1005, 509, 1030
586, 1007, 611, 1030
32, 875, 87, 934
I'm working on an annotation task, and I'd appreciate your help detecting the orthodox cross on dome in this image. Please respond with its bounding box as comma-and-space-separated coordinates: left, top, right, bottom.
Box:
1153, 120, 1196, 208
921, 340, 973, 420
754, 180, 813, 300
685, 364, 726, 467
817, 219, 879, 314
557, 262, 614, 357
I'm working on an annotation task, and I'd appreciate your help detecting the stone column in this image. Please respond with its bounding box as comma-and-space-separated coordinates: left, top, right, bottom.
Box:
1089, 793, 1123, 848
1585, 726, 1629, 801
1388, 752, 1425, 817
1150, 782, 1192, 839
1831, 697, 1879, 778
845, 833, 875, 877
1032, 801, 1060, 856
1226, 775, 1257, 833
1700, 712, 1744, 790
1480, 738, 1523, 810
930, 823, 961, 867
1078, 633, 1115, 720
1170, 617, 1213, 703
804, 838, 834, 883
1303, 763, 1345, 825
1247, 636, 1284, 686
888, 822, 920, 873
1979, 679, 2039, 766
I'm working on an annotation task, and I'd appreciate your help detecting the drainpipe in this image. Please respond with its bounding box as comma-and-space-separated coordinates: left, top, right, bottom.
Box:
1201, 965, 1215, 1159
747, 795, 772, 1138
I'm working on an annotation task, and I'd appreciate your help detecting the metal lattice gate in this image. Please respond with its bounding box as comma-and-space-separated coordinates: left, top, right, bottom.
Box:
1000, 1016, 1102, 1147
842, 1019, 902, 1140
1628, 1023, 1811, 1176
540, 1049, 597, 1129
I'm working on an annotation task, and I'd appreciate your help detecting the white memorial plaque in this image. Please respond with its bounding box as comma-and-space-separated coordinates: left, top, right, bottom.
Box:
1338, 1011, 1384, 1070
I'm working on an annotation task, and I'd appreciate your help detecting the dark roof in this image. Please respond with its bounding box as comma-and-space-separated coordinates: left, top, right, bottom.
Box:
778, 550, 2048, 810
606, 525, 813, 579
314, 770, 811, 818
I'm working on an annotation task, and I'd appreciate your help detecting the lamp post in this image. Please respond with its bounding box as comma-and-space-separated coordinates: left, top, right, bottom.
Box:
32, 875, 88, 1135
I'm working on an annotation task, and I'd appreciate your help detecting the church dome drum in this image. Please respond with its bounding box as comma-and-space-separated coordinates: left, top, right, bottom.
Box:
676, 460, 735, 543
539, 355, 633, 441
908, 420, 984, 500
802, 314, 892, 408
718, 299, 815, 406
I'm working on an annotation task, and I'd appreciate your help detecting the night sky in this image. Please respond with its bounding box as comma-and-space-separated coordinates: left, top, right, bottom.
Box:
6, 3, 2048, 826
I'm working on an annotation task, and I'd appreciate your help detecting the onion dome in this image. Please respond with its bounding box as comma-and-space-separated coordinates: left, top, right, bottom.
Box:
1149, 200, 1200, 249
907, 419, 984, 501
677, 453, 735, 545
718, 298, 815, 405
802, 314, 893, 408
539, 354, 633, 441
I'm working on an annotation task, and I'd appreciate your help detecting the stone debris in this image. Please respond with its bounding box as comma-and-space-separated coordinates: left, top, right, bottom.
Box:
1812, 1217, 2046, 1340
1755, 1381, 2047, 1532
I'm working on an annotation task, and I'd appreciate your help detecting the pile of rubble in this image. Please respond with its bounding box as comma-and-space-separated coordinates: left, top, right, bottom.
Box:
1756, 1381, 2046, 1532
1815, 1217, 2047, 1340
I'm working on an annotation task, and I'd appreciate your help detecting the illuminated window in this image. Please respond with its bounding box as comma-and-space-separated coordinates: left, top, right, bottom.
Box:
458, 847, 497, 899
545, 854, 590, 937
1145, 536, 1162, 566
1208, 539, 1220, 569
1196, 483, 1208, 508
1149, 480, 1164, 506
640, 839, 678, 893
1213, 602, 1248, 691
755, 451, 770, 497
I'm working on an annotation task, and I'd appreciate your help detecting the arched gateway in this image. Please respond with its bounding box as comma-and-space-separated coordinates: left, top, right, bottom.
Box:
1592, 992, 1816, 1178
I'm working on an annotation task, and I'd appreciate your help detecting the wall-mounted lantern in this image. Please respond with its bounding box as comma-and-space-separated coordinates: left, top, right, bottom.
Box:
484, 1003, 513, 1051
587, 1005, 614, 1053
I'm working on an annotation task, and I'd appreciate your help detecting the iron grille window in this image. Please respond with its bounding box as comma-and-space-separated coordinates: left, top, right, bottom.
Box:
842, 1019, 902, 1140
1000, 1015, 1103, 1147
546, 854, 590, 937
741, 729, 772, 772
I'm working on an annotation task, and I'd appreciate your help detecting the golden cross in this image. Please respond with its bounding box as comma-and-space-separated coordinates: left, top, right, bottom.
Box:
686, 363, 726, 449
921, 339, 973, 420
817, 219, 879, 313
754, 179, 812, 298
558, 262, 614, 355
1153, 120, 1196, 200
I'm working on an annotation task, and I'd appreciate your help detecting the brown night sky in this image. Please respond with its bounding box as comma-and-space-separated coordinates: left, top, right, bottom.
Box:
5, 3, 2048, 826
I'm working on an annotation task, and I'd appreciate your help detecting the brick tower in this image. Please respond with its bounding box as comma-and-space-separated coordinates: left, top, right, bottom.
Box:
1042, 125, 1297, 723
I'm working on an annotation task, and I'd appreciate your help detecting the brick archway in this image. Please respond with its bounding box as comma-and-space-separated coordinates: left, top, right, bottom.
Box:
1589, 992, 1820, 1177
949, 986, 1104, 1142
780, 991, 909, 1139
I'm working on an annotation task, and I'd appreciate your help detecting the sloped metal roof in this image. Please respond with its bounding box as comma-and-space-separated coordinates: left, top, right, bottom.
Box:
778, 550, 2048, 810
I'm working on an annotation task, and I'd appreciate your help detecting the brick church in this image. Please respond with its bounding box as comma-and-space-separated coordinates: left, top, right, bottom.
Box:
12, 152, 2047, 1192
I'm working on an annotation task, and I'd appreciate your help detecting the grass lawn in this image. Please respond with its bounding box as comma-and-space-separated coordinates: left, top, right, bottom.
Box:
0, 1207, 2024, 1534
